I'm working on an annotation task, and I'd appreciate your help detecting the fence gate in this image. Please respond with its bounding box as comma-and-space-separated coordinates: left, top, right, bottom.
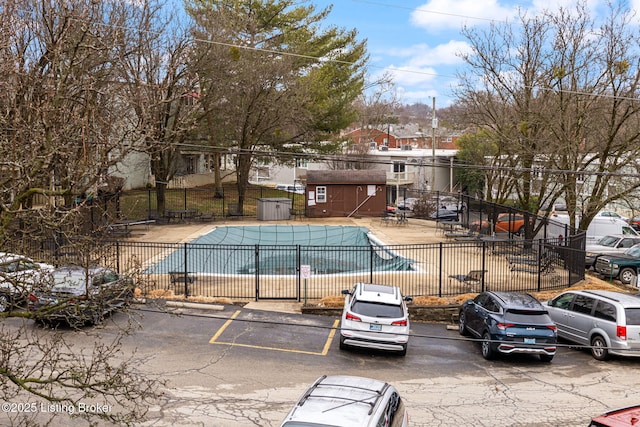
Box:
255, 245, 300, 300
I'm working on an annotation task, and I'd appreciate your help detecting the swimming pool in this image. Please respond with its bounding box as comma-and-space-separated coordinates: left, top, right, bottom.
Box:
146, 225, 414, 275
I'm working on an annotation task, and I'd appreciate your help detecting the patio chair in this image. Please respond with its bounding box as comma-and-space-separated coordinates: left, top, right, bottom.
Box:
227, 203, 243, 219
448, 269, 487, 292
380, 210, 393, 225
169, 271, 196, 296
395, 212, 408, 225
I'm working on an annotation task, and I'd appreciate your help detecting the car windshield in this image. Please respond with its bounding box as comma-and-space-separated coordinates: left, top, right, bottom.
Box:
625, 308, 640, 325
596, 236, 620, 247
351, 301, 403, 318
624, 245, 640, 257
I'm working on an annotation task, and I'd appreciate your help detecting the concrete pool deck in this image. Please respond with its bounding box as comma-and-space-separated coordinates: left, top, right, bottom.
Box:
127, 215, 443, 246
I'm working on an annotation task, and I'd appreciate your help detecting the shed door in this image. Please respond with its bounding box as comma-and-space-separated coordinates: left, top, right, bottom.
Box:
330, 187, 345, 215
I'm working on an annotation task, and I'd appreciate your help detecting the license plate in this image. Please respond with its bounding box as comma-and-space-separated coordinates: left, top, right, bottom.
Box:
524, 338, 536, 344
369, 324, 382, 331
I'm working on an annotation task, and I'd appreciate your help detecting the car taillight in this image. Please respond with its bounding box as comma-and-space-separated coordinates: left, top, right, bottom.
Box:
496, 322, 515, 330
547, 325, 557, 332
392, 319, 407, 326
617, 325, 627, 340
345, 312, 361, 322
28, 294, 37, 302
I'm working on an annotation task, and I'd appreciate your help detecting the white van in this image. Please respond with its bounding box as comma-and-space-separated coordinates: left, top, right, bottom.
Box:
547, 214, 638, 244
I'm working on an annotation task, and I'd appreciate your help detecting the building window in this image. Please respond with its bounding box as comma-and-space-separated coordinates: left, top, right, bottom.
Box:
296, 158, 308, 169
316, 186, 327, 203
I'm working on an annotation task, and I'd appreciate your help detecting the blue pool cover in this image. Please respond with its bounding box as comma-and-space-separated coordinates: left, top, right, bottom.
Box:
146, 225, 414, 275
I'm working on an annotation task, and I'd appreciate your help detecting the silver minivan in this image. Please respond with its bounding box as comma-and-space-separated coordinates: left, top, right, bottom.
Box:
544, 290, 640, 360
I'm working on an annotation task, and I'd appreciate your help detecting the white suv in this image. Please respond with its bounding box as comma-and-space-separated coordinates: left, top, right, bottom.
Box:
280, 375, 409, 427
339, 283, 412, 356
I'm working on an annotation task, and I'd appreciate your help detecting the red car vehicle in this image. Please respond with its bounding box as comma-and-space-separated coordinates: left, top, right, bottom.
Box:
471, 213, 532, 235
589, 404, 640, 426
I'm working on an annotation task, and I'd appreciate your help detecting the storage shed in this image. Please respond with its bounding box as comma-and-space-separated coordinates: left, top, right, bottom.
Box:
305, 170, 387, 218
257, 198, 292, 221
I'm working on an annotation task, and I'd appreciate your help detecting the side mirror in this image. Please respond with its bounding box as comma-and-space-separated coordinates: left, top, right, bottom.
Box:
341, 289, 351, 295
404, 296, 413, 303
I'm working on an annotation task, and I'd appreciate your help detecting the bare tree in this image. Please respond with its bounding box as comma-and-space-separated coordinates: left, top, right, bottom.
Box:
0, 1, 168, 422
117, 3, 201, 216
0, 320, 161, 425
455, 1, 640, 231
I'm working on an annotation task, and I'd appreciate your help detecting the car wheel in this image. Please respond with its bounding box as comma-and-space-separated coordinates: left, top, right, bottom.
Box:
35, 317, 52, 328
0, 293, 10, 313
398, 344, 407, 357
539, 354, 554, 363
619, 268, 636, 285
339, 335, 347, 351
481, 332, 494, 360
590, 335, 609, 361
458, 311, 469, 336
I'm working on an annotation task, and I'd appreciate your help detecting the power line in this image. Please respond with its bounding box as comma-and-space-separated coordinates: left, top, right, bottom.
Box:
352, 0, 500, 24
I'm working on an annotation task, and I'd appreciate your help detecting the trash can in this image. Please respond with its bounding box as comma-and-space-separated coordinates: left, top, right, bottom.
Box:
257, 198, 292, 221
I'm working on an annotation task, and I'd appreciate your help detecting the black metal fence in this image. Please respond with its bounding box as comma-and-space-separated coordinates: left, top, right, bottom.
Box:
4, 187, 589, 302
114, 187, 579, 243
117, 186, 306, 221
10, 235, 586, 302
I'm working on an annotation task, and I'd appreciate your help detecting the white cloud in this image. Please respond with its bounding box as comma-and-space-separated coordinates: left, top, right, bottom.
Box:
387, 64, 438, 86
369, 39, 472, 105
410, 0, 516, 31
381, 40, 471, 66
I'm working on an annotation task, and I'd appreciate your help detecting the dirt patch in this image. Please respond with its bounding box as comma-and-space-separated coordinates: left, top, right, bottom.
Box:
315, 274, 635, 309
145, 289, 233, 305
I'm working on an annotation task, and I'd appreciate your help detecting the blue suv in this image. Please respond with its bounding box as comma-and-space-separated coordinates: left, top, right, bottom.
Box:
458, 291, 558, 362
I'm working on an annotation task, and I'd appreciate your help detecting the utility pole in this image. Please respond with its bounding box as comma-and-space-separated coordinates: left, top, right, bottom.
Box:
431, 97, 437, 192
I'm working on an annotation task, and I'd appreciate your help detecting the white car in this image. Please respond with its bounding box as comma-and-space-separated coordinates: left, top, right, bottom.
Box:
339, 283, 412, 356
280, 375, 409, 427
0, 253, 53, 312
396, 197, 418, 211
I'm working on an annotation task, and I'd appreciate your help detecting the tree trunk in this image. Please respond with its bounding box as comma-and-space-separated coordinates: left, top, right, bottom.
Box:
235, 152, 252, 213
213, 152, 223, 198
156, 182, 167, 215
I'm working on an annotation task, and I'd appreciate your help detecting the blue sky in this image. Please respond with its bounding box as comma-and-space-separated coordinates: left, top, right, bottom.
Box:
310, 0, 640, 107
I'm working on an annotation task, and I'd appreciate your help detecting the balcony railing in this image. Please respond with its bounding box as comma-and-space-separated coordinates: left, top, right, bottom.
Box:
386, 171, 416, 185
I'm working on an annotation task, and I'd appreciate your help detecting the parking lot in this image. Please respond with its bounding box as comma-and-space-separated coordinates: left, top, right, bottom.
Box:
10, 301, 630, 427
6, 216, 629, 426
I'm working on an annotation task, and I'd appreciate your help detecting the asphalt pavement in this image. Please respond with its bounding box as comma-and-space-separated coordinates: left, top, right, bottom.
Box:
96, 215, 638, 427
